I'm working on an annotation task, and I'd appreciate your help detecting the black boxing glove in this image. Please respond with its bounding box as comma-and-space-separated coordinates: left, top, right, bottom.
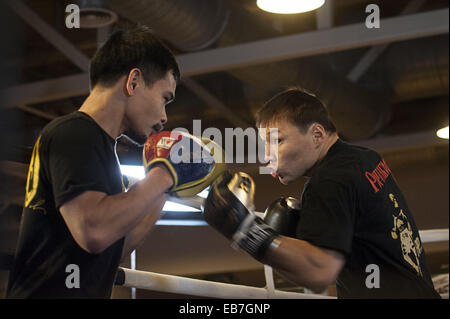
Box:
263, 197, 301, 238
202, 171, 279, 261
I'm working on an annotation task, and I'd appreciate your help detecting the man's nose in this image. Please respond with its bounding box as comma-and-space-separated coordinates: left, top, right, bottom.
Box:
264, 143, 277, 163
161, 108, 167, 126
155, 109, 167, 132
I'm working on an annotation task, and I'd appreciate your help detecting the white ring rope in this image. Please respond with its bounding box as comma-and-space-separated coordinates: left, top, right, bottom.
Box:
116, 228, 448, 298
116, 228, 448, 299
117, 268, 335, 299
418, 228, 449, 243
264, 265, 276, 298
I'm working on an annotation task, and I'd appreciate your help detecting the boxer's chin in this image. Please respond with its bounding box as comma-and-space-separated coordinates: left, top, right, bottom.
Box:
122, 129, 147, 147
279, 175, 289, 185
278, 173, 292, 185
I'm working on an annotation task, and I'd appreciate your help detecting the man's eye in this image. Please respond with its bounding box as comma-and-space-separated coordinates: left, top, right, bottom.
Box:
277, 138, 283, 144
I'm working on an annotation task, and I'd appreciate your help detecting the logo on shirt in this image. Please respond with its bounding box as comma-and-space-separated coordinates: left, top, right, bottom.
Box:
365, 159, 391, 193
389, 193, 423, 276
25, 136, 42, 208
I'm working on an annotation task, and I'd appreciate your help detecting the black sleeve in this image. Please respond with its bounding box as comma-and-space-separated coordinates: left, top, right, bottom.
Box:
45, 120, 113, 209
296, 174, 356, 256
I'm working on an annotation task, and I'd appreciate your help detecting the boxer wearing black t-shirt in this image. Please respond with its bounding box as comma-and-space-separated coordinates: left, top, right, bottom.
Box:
255, 89, 441, 298
7, 25, 180, 299
7, 112, 125, 298
297, 139, 439, 298
202, 88, 441, 298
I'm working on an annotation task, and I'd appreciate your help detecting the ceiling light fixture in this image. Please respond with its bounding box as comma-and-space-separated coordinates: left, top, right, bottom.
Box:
256, 0, 325, 14
119, 164, 209, 213
436, 126, 449, 140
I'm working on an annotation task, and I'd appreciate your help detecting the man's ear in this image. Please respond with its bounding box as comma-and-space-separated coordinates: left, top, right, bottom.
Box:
311, 124, 325, 144
125, 68, 141, 96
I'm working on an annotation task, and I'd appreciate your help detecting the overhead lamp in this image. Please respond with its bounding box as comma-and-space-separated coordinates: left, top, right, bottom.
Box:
436, 126, 449, 140
119, 164, 209, 213
256, 0, 325, 14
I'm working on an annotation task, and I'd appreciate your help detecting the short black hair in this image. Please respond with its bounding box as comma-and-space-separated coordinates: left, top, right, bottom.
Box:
89, 24, 180, 89
255, 87, 337, 133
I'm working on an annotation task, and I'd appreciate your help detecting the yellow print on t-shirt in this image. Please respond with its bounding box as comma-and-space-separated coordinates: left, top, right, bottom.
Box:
24, 136, 41, 208
389, 193, 423, 276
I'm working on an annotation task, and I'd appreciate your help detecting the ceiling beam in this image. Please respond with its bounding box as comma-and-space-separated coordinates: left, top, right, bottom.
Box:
1, 73, 89, 107
347, 0, 428, 82
16, 104, 57, 121
5, 1, 246, 126
1, 9, 448, 108
178, 9, 448, 76
6, 0, 90, 72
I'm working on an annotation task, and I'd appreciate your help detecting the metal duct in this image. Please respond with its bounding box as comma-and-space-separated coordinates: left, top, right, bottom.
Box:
379, 35, 449, 102
108, 0, 229, 52
74, 0, 118, 29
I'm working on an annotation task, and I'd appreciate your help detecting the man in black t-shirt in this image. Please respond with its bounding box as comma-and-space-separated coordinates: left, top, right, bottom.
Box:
256, 89, 441, 298
7, 25, 183, 298
203, 88, 440, 298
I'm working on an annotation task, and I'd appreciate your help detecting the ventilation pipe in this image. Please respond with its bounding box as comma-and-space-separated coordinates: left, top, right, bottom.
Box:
376, 35, 449, 102
108, 0, 229, 52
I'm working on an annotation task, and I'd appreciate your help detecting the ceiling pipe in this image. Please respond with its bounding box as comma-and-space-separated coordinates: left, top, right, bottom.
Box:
108, 0, 230, 52
374, 35, 449, 102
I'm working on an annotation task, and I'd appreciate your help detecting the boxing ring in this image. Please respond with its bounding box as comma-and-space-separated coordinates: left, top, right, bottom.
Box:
115, 266, 334, 299
114, 192, 449, 299
113, 179, 450, 298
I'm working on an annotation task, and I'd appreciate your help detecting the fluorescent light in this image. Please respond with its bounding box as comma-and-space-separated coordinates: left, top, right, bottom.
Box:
120, 165, 209, 212
120, 165, 145, 180
163, 201, 201, 212
119, 164, 203, 212
155, 220, 207, 226
437, 126, 449, 139
257, 0, 325, 14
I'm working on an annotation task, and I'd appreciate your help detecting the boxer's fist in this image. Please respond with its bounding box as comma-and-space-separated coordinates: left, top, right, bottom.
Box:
143, 131, 225, 197
203, 171, 279, 260
263, 197, 301, 238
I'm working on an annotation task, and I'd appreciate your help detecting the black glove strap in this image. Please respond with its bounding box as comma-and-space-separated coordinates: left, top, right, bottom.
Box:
232, 217, 279, 260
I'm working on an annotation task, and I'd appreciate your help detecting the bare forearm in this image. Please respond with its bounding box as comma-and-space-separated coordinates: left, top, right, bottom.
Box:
120, 195, 167, 261
60, 166, 173, 254
93, 167, 171, 248
262, 237, 344, 293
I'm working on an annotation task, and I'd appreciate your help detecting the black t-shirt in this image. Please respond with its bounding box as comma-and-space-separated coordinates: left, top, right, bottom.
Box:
296, 139, 440, 298
7, 111, 125, 298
